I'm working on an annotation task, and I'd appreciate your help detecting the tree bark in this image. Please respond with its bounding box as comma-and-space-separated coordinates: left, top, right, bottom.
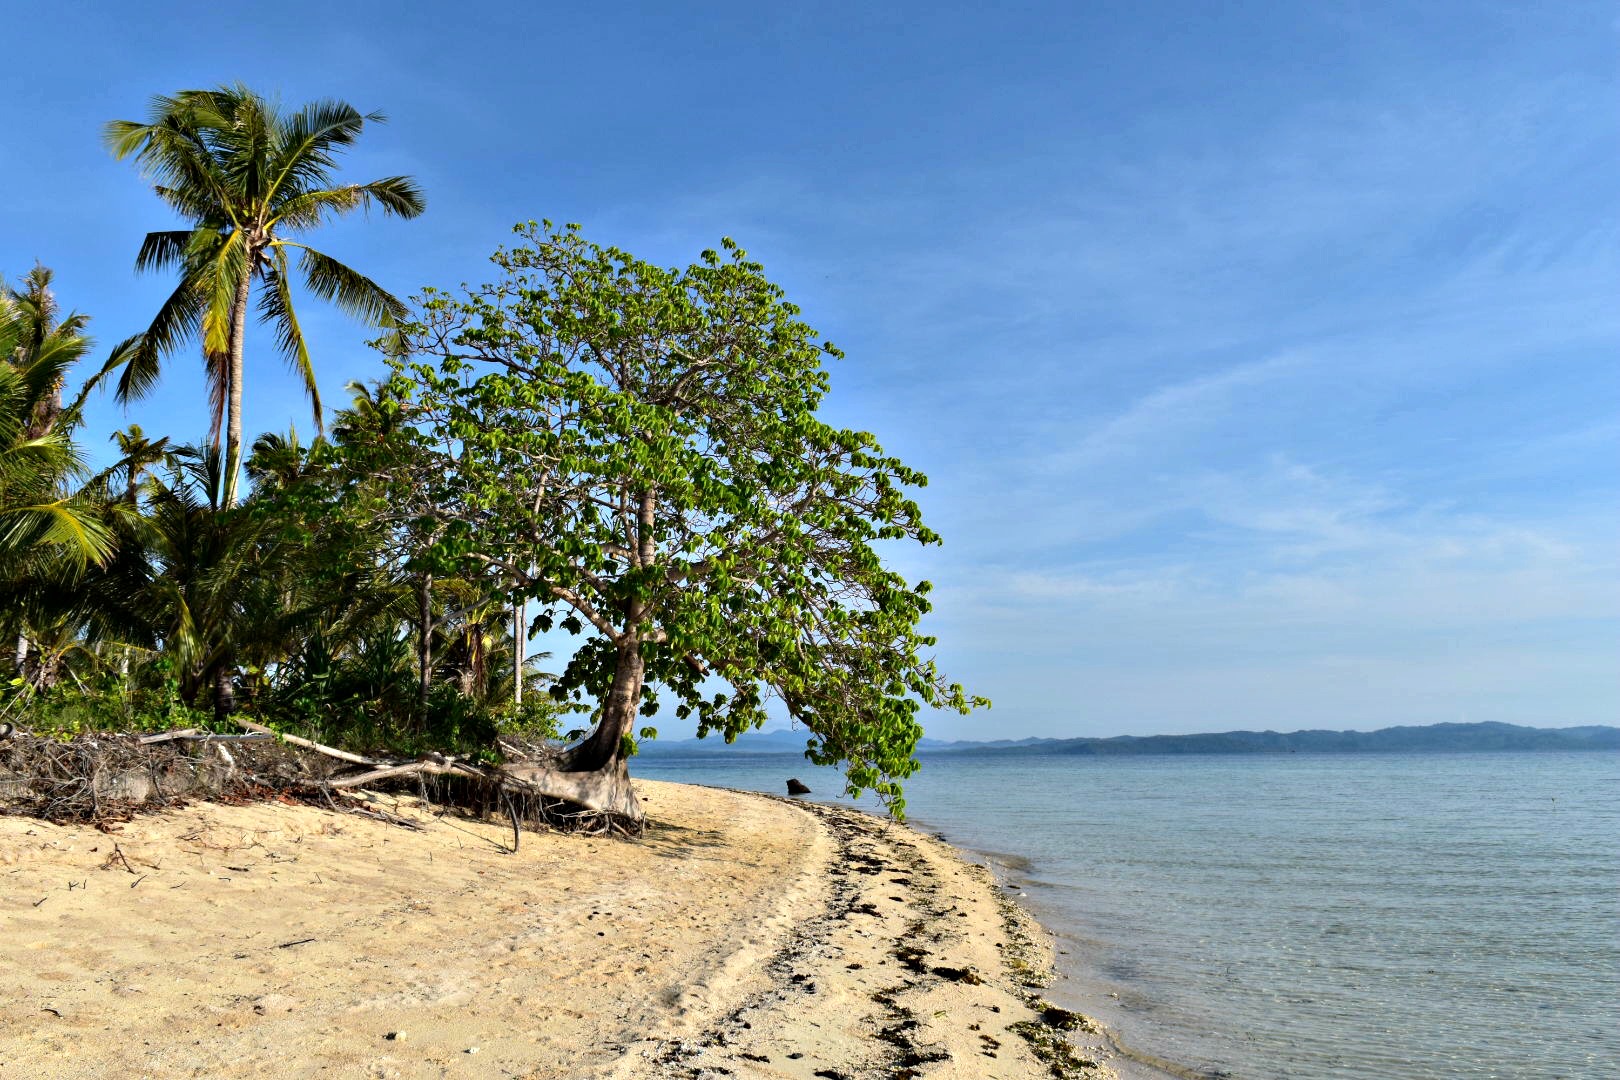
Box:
502, 755, 643, 824
13, 635, 27, 681
36, 651, 61, 689
565, 638, 644, 773
416, 570, 434, 716
223, 261, 252, 506
24, 380, 61, 441
512, 598, 525, 706
212, 665, 236, 727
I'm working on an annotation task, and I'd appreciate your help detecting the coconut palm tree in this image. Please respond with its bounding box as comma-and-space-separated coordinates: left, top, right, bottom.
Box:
106, 85, 425, 504
2, 273, 119, 682
0, 277, 111, 571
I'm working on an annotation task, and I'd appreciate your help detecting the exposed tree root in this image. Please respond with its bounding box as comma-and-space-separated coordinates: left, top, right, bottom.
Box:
0, 723, 644, 837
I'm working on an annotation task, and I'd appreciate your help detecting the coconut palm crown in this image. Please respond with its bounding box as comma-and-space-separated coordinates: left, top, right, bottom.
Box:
1, 269, 111, 569
106, 85, 425, 503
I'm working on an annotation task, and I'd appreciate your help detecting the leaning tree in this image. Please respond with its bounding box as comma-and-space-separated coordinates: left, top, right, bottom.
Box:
384, 222, 983, 825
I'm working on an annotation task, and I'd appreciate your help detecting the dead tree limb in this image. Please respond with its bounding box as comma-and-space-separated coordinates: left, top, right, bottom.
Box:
230, 718, 386, 766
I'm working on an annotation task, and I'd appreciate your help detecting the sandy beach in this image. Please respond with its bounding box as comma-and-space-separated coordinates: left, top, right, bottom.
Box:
0, 781, 1133, 1079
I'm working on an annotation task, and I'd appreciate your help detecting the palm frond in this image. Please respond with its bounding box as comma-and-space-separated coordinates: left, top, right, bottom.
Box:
14, 331, 87, 405
114, 274, 205, 404
134, 230, 200, 273
208, 87, 277, 207
0, 430, 75, 489
258, 248, 323, 431
264, 100, 370, 205
0, 498, 114, 568
271, 176, 425, 231
290, 243, 408, 325
199, 228, 248, 359
64, 335, 141, 421
104, 103, 236, 226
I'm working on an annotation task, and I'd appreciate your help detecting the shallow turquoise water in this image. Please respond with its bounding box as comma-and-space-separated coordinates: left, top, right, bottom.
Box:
632, 749, 1619, 1079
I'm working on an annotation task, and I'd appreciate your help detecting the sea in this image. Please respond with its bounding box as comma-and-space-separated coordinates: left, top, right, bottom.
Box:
632, 748, 1619, 1080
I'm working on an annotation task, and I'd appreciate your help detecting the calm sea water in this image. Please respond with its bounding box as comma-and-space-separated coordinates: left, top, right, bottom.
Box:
632, 749, 1619, 1080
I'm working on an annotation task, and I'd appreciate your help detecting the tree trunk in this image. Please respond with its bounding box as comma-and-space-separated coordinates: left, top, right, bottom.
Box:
501, 755, 643, 825
512, 598, 525, 706
566, 638, 644, 773
13, 635, 27, 680
212, 665, 236, 727
24, 379, 62, 440
222, 264, 251, 506
416, 570, 434, 715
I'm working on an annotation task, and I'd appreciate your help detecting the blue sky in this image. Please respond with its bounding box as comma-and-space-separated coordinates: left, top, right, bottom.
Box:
3, 2, 1615, 739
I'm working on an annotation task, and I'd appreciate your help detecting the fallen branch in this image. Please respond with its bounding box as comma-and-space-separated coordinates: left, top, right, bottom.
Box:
331, 790, 424, 830
138, 729, 272, 745
230, 718, 385, 766
324, 762, 430, 789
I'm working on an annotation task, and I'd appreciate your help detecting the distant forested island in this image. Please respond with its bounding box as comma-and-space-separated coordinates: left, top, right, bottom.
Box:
640, 721, 1619, 757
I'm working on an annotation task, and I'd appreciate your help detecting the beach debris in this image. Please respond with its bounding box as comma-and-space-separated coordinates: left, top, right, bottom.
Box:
0, 721, 642, 838
930, 964, 985, 985
1009, 1018, 1101, 1076
893, 943, 930, 973
384, 1031, 405, 1041
1039, 1004, 1085, 1030
101, 844, 137, 873
787, 778, 812, 795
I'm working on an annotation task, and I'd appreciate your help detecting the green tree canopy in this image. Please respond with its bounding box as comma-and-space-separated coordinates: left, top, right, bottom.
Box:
387, 222, 983, 819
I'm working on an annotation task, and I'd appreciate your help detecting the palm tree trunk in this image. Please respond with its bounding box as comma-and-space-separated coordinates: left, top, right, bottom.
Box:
417, 570, 434, 717
223, 266, 252, 506
512, 598, 525, 706
14, 635, 28, 680
213, 665, 236, 726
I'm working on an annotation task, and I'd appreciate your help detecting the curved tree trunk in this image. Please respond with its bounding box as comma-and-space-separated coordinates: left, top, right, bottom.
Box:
566, 640, 644, 773
524, 637, 646, 825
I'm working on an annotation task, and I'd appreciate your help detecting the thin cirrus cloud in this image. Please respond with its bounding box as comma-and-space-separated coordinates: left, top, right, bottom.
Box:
851, 77, 1617, 738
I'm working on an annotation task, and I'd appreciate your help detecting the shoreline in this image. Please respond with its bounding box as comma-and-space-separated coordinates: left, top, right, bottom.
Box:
915, 825, 1190, 1080
4, 780, 1136, 1078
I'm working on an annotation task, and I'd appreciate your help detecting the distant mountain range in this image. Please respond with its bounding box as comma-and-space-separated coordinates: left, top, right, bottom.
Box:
637, 721, 1620, 757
